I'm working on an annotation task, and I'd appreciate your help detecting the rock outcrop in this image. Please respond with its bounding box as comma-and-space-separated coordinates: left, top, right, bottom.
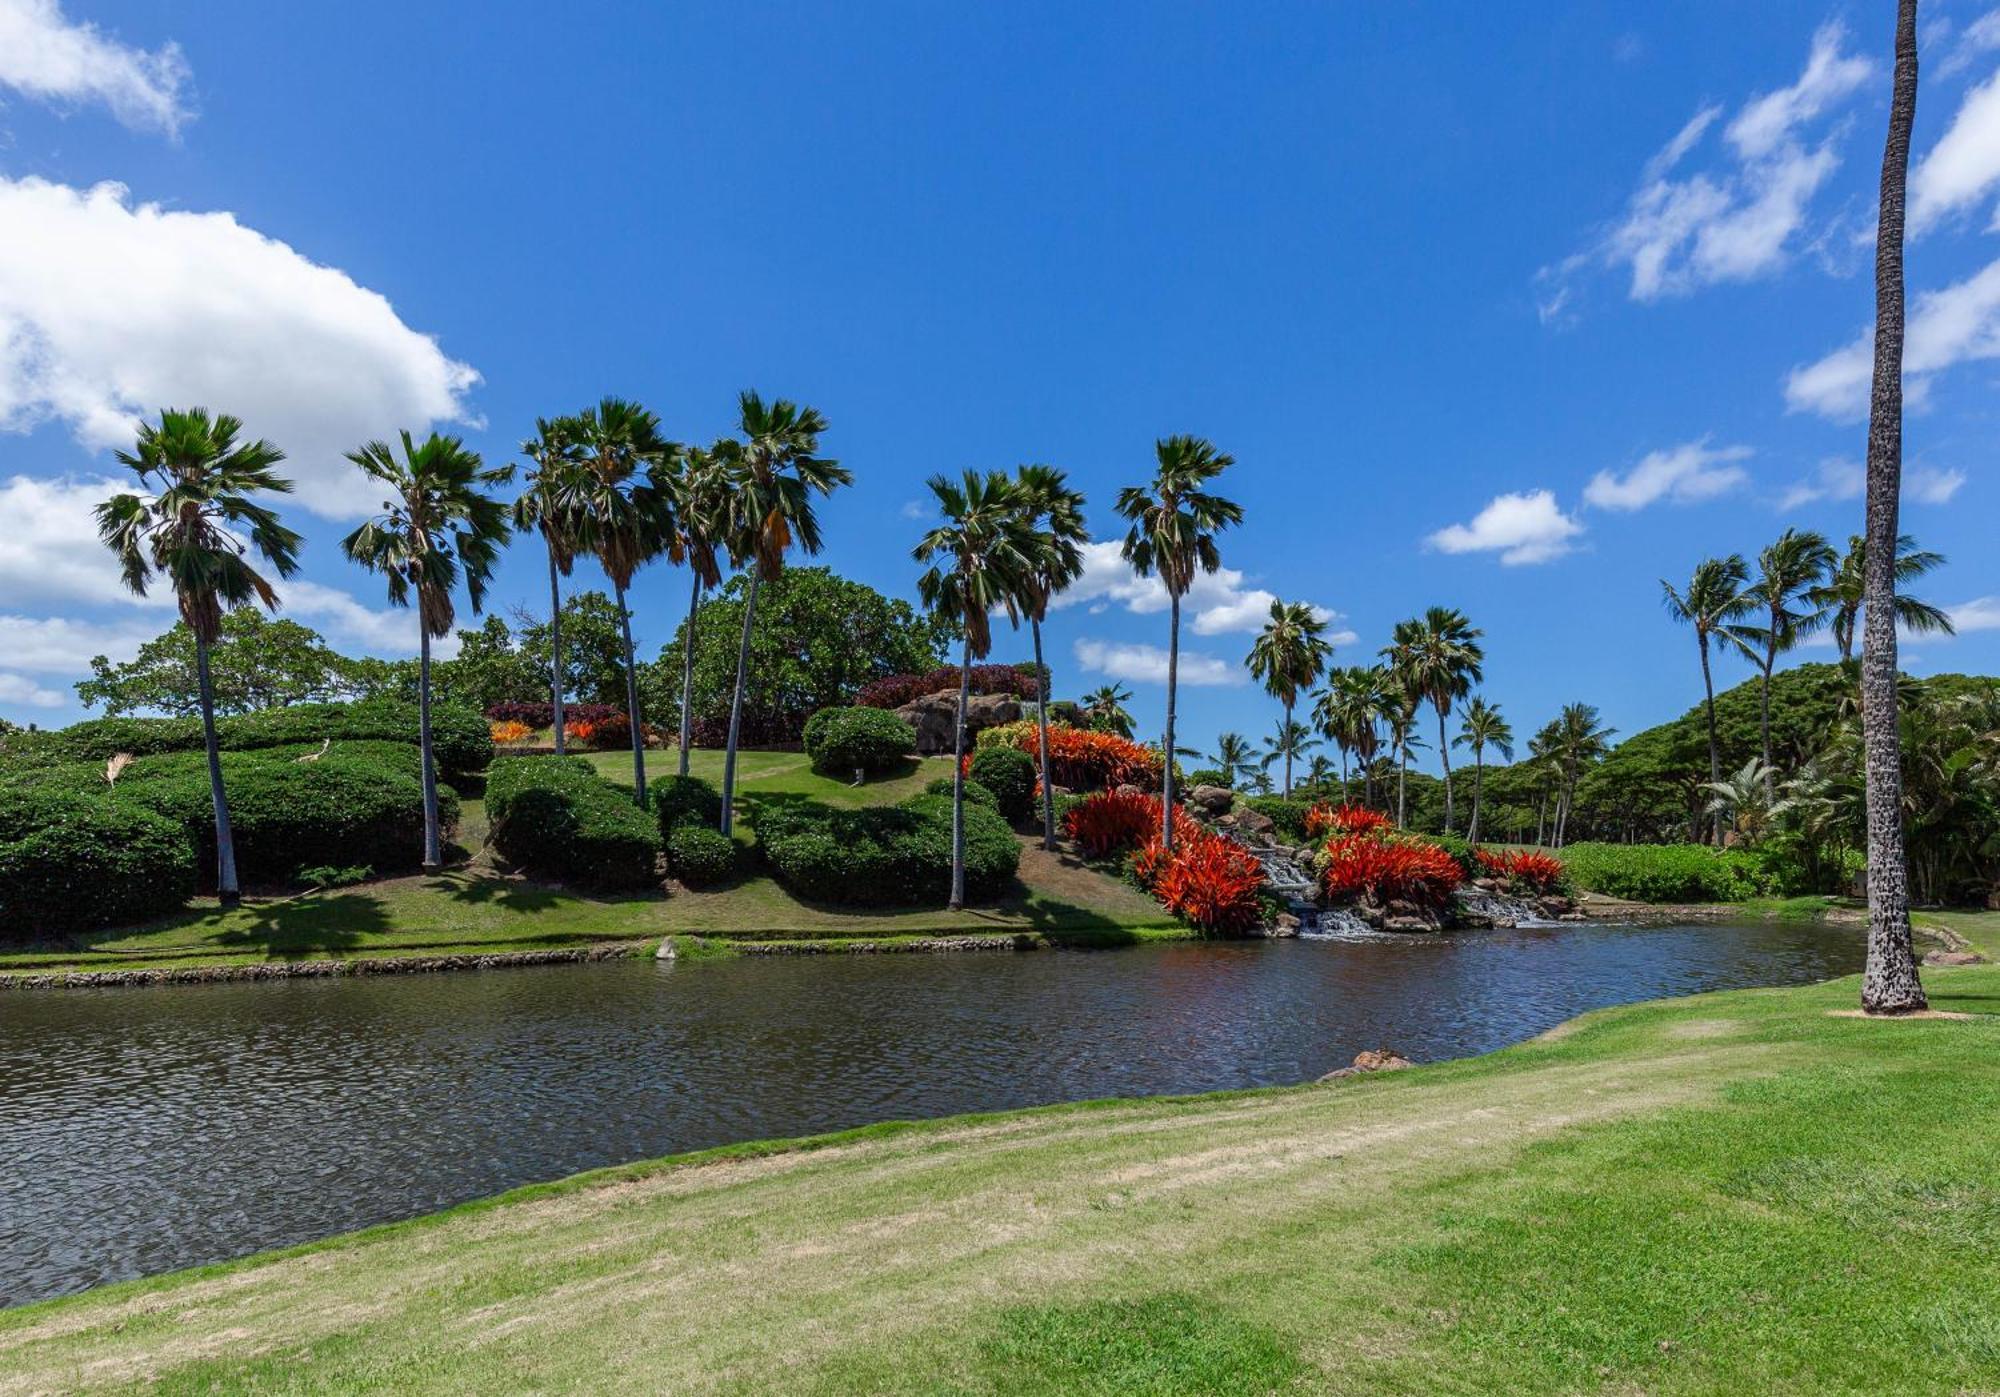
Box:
891, 692, 1024, 754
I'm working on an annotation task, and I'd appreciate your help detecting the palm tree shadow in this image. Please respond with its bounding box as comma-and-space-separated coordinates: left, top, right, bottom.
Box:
214, 893, 391, 960
425, 871, 573, 914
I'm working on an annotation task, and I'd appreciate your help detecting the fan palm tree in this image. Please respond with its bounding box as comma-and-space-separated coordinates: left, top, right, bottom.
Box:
1081, 684, 1135, 737
1383, 607, 1484, 833
1662, 556, 1759, 845
1206, 732, 1257, 788
1011, 465, 1088, 850
1116, 435, 1242, 850
914, 471, 1036, 909
570, 397, 675, 806
97, 408, 302, 906
1857, 0, 1928, 1015
511, 417, 585, 755
1259, 718, 1320, 796
716, 392, 849, 835
342, 432, 514, 873
1246, 600, 1334, 797
665, 444, 734, 778
1454, 696, 1514, 847
1809, 532, 1954, 664
1747, 529, 1837, 794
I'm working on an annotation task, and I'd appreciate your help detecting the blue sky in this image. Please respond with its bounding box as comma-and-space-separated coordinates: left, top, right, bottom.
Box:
1, 1, 1997, 771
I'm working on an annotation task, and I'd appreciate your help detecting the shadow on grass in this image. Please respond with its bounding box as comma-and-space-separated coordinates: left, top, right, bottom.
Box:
427, 871, 572, 914
213, 892, 391, 960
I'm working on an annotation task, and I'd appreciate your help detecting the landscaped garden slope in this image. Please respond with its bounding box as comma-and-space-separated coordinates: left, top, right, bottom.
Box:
4, 927, 1995, 1394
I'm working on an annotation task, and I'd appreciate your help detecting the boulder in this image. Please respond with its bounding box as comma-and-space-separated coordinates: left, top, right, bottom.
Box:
1318, 1047, 1415, 1081
892, 690, 1024, 755
1236, 808, 1276, 838
1188, 784, 1235, 816
1924, 949, 1983, 966
1383, 915, 1437, 933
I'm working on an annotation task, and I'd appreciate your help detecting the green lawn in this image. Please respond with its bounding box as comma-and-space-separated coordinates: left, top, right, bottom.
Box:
5, 922, 1997, 1393
0, 749, 1179, 978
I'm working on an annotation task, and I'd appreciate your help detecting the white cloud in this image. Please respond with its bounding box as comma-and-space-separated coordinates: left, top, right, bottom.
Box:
0, 671, 65, 708
1907, 465, 1968, 504
1072, 637, 1243, 688
0, 473, 166, 609
1584, 440, 1752, 511
1951, 596, 2000, 632
1724, 22, 1872, 159
1049, 539, 1344, 640
281, 579, 460, 659
0, 177, 480, 517
1936, 8, 2000, 79
1911, 68, 2000, 233
898, 499, 930, 520
1777, 457, 1863, 510
0, 612, 153, 671
1786, 256, 2000, 418
0, 0, 191, 134
1426, 489, 1583, 565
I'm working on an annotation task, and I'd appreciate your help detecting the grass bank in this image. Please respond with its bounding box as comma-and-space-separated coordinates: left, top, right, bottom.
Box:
4, 919, 1996, 1393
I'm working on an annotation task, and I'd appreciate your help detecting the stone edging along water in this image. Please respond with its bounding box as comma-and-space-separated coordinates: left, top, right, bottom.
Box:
0, 943, 641, 991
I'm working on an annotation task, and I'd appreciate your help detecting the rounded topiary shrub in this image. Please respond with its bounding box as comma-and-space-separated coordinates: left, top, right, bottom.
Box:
667, 823, 738, 889
925, 776, 998, 809
758, 794, 1019, 906
968, 746, 1036, 823
804, 706, 915, 776
0, 789, 196, 941
653, 774, 723, 836
486, 756, 660, 890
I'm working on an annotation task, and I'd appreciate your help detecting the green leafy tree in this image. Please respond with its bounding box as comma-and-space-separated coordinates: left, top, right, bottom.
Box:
517, 591, 635, 708
511, 416, 587, 753
1662, 555, 1759, 845
1702, 756, 1783, 846
341, 431, 514, 871
1382, 607, 1484, 832
1454, 695, 1513, 846
1011, 465, 1089, 850
77, 612, 359, 717
1246, 599, 1334, 797
97, 407, 302, 905
1747, 528, 1837, 793
1116, 435, 1242, 850
434, 614, 544, 712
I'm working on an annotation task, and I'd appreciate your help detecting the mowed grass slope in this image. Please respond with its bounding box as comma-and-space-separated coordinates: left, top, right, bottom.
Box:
0, 749, 1178, 976
4, 932, 1997, 1394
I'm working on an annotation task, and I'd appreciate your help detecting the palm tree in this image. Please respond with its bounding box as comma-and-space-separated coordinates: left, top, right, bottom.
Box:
1383, 607, 1484, 833
914, 471, 1035, 909
570, 397, 675, 807
1206, 732, 1257, 788
1314, 666, 1394, 808
1011, 465, 1088, 850
716, 392, 849, 836
1702, 756, 1783, 846
1116, 436, 1242, 850
1246, 600, 1334, 797
1454, 696, 1513, 847
1810, 533, 1954, 663
1747, 529, 1837, 793
1527, 719, 1561, 846
1259, 718, 1320, 797
342, 432, 513, 873
1385, 695, 1424, 829
1549, 702, 1614, 847
97, 409, 302, 906
1858, 0, 1928, 1016
664, 444, 733, 778
1662, 556, 1760, 845
1081, 684, 1135, 737
511, 417, 585, 755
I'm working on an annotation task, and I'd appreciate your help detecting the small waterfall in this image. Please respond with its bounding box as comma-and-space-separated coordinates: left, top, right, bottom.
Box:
1454, 885, 1561, 927
1301, 906, 1377, 939
1220, 830, 1320, 933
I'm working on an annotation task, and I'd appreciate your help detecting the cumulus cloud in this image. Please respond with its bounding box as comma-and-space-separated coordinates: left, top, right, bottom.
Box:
1426, 489, 1583, 565
0, 612, 154, 671
1935, 7, 2000, 80
0, 474, 161, 609
1584, 440, 1752, 511
1786, 256, 2000, 418
1072, 637, 1243, 688
1723, 22, 1873, 159
0, 0, 191, 134
1907, 465, 1969, 504
1048, 540, 1348, 641
1776, 457, 1863, 510
0, 177, 480, 517
1952, 596, 2000, 632
0, 671, 66, 708
1910, 67, 2000, 232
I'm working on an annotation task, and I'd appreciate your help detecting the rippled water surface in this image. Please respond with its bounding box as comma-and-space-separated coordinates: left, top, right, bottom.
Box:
0, 920, 1862, 1306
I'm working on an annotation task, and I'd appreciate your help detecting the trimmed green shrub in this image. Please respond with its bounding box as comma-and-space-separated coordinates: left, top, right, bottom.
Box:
653, 774, 723, 835
0, 789, 196, 941
486, 756, 659, 889
1420, 831, 1478, 877
667, 823, 738, 888
1243, 796, 1314, 843
1185, 767, 1230, 790
803, 706, 915, 776
969, 746, 1036, 823
757, 793, 1019, 905
1559, 842, 1772, 903
925, 776, 998, 809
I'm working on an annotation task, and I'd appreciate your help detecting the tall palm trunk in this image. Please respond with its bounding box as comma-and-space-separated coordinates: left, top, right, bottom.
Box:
949, 636, 972, 910
1698, 633, 1723, 845
1282, 699, 1294, 798
1759, 626, 1778, 799
195, 634, 240, 906
677, 572, 702, 779
546, 542, 566, 757
1339, 749, 1350, 807
1860, 0, 1927, 1015
1032, 616, 1057, 852
1468, 746, 1484, 847
1535, 788, 1548, 847
1435, 704, 1454, 833
1161, 592, 1181, 850
720, 571, 762, 837
614, 580, 647, 809
1396, 745, 1407, 828
418, 625, 442, 873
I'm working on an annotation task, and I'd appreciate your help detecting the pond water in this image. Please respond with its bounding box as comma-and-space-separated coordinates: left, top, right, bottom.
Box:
0, 919, 1863, 1307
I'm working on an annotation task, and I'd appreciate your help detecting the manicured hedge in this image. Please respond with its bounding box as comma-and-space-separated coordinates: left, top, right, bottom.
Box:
755, 793, 1019, 906
653, 774, 724, 835
926, 776, 999, 809
968, 746, 1036, 822
0, 789, 196, 941
667, 823, 738, 888
804, 706, 916, 775
854, 665, 1039, 710
486, 757, 660, 889
1558, 842, 1771, 903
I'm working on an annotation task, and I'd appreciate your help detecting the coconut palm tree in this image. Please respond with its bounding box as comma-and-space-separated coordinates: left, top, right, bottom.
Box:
97, 408, 302, 906
716, 392, 849, 836
1385, 694, 1424, 829
1081, 684, 1135, 737
664, 443, 733, 778
1809, 533, 1955, 664
914, 470, 1036, 909
1313, 665, 1391, 808
1383, 607, 1484, 833
1259, 718, 1320, 796
1702, 756, 1784, 846
1549, 703, 1614, 847
1662, 556, 1760, 845
1747, 529, 1837, 793
1116, 436, 1242, 850
1246, 599, 1334, 797
1011, 465, 1088, 850
1857, 0, 1928, 1016
1206, 732, 1257, 788
1527, 719, 1561, 846
569, 397, 676, 807
1454, 696, 1513, 847
511, 417, 585, 755
342, 432, 514, 873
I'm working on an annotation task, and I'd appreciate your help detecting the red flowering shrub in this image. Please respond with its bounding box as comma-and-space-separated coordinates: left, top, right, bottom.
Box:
489, 701, 621, 729
985, 722, 1161, 792
1129, 836, 1171, 891
1476, 848, 1567, 895
1155, 834, 1266, 934
1061, 790, 1197, 858
855, 665, 1039, 709
1304, 803, 1393, 839
1319, 833, 1463, 908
